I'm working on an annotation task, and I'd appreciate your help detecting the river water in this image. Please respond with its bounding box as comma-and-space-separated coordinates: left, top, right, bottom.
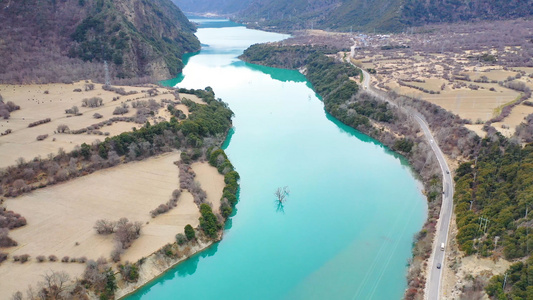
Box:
127, 18, 427, 300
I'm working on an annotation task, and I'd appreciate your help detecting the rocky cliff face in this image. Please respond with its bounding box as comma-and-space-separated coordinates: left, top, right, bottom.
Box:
0, 0, 200, 83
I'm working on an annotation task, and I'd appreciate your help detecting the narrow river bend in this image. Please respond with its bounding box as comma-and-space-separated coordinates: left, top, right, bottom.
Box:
127, 18, 427, 300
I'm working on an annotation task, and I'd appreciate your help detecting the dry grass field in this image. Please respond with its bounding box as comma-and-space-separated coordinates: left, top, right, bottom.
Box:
0, 82, 195, 168
0, 152, 223, 298
350, 21, 533, 138
0, 83, 227, 297
385, 80, 521, 122
356, 47, 530, 129
192, 162, 225, 215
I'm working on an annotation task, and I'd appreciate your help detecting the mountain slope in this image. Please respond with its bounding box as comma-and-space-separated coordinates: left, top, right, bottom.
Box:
237, 0, 401, 32
173, 0, 253, 14
401, 0, 533, 26
235, 0, 533, 32
0, 0, 200, 84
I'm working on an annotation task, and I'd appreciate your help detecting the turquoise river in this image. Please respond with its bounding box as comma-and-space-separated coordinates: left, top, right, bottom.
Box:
127, 18, 427, 299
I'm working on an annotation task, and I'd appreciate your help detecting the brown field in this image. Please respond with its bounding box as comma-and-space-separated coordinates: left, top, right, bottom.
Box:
352, 29, 532, 132
464, 124, 486, 138
510, 67, 533, 75
493, 103, 533, 137
191, 162, 225, 215
465, 69, 518, 82
386, 81, 520, 122
406, 78, 447, 91
0, 152, 224, 298
0, 83, 226, 297
0, 82, 194, 168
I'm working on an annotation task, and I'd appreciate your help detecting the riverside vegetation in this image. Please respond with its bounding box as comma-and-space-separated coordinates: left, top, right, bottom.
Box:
0, 87, 240, 299
241, 44, 480, 299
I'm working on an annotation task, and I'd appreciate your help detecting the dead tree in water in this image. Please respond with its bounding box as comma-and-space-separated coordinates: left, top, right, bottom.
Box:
274, 186, 290, 204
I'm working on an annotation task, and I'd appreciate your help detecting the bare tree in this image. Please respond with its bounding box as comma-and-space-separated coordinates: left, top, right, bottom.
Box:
274, 186, 290, 204
56, 124, 69, 133
94, 219, 116, 234
41, 270, 70, 299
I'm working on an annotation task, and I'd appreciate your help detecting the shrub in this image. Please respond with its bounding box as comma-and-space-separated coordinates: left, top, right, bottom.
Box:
113, 103, 129, 115
82, 97, 103, 108
84, 83, 95, 91
0, 228, 17, 247
114, 218, 142, 249
199, 204, 221, 239
36, 255, 46, 262
49, 255, 58, 262
119, 261, 139, 282
57, 124, 70, 133
184, 224, 195, 241
0, 252, 7, 264
111, 247, 123, 263
36, 134, 49, 141
150, 204, 170, 218
0, 211, 27, 229
65, 106, 79, 115
19, 254, 30, 263
175, 233, 187, 245
61, 256, 69, 263
93, 113, 103, 119
28, 118, 51, 127
78, 256, 87, 263
94, 219, 116, 234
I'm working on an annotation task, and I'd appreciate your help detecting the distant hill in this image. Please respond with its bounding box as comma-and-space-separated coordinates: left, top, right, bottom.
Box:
0, 0, 200, 84
236, 0, 401, 32
230, 0, 533, 32
172, 0, 253, 15
401, 0, 533, 26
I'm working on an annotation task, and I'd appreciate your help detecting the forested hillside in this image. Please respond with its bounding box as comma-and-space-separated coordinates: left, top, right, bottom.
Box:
453, 135, 533, 298
0, 0, 200, 84
237, 0, 402, 32
233, 0, 533, 32
401, 0, 533, 26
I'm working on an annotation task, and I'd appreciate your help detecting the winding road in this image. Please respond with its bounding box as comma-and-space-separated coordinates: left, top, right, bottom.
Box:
358, 65, 454, 299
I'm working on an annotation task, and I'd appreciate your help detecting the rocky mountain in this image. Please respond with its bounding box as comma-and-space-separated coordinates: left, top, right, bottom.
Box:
0, 0, 200, 84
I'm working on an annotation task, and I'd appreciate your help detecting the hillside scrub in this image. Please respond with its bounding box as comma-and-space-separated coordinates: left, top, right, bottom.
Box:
0, 0, 199, 84
235, 0, 532, 33
454, 136, 533, 258
451, 133, 533, 296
